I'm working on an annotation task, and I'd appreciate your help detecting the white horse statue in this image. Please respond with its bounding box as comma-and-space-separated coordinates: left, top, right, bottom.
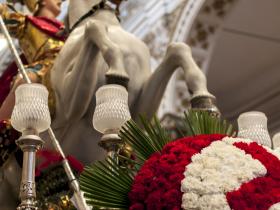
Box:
49, 0, 217, 165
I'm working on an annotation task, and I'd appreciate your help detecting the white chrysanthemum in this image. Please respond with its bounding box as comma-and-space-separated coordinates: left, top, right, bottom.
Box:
223, 137, 253, 145
181, 192, 199, 209
181, 137, 267, 210
269, 203, 280, 210
199, 194, 230, 210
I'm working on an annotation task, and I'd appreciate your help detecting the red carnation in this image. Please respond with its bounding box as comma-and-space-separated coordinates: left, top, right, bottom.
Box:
129, 134, 225, 209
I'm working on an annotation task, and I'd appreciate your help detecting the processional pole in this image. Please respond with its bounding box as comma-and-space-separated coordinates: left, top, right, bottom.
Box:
0, 15, 89, 210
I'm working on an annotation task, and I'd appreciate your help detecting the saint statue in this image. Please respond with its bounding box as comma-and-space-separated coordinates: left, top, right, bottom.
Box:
0, 0, 65, 162
0, 0, 65, 120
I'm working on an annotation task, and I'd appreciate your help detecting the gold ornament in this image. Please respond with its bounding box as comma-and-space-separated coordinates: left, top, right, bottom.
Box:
7, 0, 40, 13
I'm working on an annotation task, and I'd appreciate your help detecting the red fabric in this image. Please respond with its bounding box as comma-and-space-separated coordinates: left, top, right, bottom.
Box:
129, 134, 225, 210
26, 16, 66, 41
0, 54, 27, 106
35, 149, 84, 177
227, 142, 280, 210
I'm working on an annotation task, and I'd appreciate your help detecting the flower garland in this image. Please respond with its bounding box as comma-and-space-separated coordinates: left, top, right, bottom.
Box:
129, 134, 225, 210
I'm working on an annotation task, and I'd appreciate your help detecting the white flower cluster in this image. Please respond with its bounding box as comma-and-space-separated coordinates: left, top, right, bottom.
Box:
181, 137, 267, 210
269, 203, 280, 210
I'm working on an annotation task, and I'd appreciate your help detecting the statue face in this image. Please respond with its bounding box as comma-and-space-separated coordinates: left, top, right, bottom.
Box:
42, 0, 62, 17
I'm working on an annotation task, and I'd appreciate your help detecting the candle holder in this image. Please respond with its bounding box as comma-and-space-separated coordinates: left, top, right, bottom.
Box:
93, 84, 131, 162
11, 83, 51, 210
273, 133, 280, 149
238, 111, 272, 148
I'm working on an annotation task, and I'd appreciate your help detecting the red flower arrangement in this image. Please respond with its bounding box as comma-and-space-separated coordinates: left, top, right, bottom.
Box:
79, 111, 280, 210
129, 134, 225, 210
129, 135, 280, 210
227, 142, 280, 210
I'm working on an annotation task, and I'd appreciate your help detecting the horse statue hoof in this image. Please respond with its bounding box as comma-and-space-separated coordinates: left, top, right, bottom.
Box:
190, 95, 221, 118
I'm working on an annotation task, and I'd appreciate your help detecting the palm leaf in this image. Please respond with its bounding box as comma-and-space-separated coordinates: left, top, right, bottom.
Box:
80, 157, 133, 209
119, 116, 171, 164
182, 110, 236, 136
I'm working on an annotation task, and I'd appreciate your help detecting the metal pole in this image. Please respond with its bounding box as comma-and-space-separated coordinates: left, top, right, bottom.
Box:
16, 133, 44, 210
0, 15, 88, 210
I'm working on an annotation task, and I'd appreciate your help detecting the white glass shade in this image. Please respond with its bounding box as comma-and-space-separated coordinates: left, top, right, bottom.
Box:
237, 111, 272, 147
93, 84, 131, 134
11, 83, 51, 133
273, 132, 280, 149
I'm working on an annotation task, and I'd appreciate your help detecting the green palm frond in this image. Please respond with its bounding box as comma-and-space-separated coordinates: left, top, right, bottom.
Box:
80, 157, 133, 209
182, 110, 236, 136
119, 116, 171, 164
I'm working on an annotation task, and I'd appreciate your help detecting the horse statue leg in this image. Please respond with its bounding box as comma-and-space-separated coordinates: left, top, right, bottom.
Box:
132, 42, 217, 119
85, 20, 129, 82
55, 19, 129, 123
